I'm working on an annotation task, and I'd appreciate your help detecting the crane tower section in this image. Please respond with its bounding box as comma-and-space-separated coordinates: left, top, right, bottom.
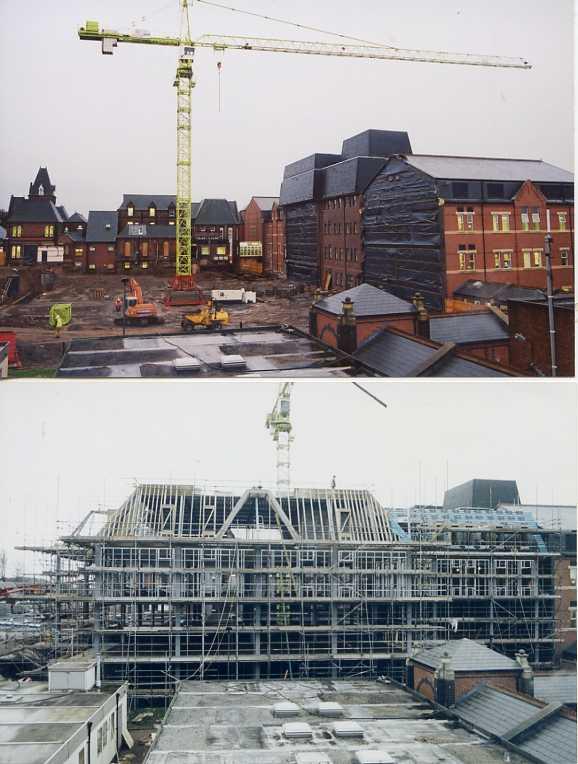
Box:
266, 382, 294, 494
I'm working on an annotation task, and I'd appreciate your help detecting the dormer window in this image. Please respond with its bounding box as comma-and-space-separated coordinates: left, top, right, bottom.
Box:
149, 204, 156, 218
168, 204, 175, 218
38, 184, 44, 195
127, 202, 134, 218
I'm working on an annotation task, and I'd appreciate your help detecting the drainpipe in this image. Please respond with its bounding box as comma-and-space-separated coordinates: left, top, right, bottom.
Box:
544, 210, 557, 376
115, 692, 120, 753
86, 721, 92, 764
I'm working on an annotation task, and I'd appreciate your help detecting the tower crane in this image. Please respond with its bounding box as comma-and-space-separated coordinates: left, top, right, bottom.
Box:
78, 2, 530, 292
266, 382, 294, 494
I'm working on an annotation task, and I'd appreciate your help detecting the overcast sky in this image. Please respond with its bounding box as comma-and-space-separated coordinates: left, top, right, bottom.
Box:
0, 0, 574, 215
0, 379, 575, 575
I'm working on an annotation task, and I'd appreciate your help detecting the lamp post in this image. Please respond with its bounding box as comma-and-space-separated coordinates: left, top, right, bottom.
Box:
121, 277, 129, 338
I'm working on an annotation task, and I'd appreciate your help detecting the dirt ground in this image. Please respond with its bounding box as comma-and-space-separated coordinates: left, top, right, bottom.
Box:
0, 269, 316, 369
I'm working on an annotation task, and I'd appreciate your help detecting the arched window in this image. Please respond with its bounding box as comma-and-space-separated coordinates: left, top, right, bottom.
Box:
127, 202, 134, 218
124, 241, 131, 259
163, 241, 169, 259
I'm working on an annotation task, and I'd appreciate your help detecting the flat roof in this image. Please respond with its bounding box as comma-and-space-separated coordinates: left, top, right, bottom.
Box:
56, 326, 362, 378
146, 678, 529, 763
0, 680, 126, 764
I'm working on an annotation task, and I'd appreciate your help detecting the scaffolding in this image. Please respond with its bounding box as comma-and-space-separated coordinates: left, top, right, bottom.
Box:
15, 484, 560, 701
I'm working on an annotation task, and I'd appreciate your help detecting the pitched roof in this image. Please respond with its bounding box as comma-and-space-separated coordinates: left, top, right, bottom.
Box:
252, 196, 279, 211
533, 674, 577, 706
322, 157, 386, 199
7, 197, 66, 223
412, 638, 519, 672
315, 284, 416, 317
194, 198, 240, 225
429, 312, 509, 344
117, 223, 176, 239
453, 279, 545, 302
353, 328, 513, 378
68, 212, 87, 223
341, 129, 412, 159
454, 684, 577, 764
85, 211, 118, 242
405, 155, 573, 183
56, 205, 68, 221
119, 194, 176, 209
29, 166, 55, 197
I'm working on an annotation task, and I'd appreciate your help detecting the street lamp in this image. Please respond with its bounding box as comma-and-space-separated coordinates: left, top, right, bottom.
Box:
121, 277, 130, 338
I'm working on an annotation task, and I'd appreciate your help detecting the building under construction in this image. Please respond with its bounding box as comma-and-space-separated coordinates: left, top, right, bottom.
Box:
16, 480, 562, 700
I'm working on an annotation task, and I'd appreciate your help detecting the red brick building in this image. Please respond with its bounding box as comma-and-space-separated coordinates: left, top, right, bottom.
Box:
409, 638, 525, 704
280, 131, 574, 310
116, 223, 176, 274
508, 295, 574, 376
240, 196, 284, 275
5, 168, 73, 268
84, 211, 118, 273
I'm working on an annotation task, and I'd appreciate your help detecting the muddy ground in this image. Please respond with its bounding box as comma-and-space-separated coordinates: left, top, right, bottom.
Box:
0, 270, 316, 369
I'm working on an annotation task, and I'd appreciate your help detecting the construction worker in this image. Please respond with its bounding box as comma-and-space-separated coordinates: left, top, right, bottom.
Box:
115, 296, 122, 312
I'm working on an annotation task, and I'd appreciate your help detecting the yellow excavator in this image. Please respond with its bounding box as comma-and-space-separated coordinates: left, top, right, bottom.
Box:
181, 299, 229, 332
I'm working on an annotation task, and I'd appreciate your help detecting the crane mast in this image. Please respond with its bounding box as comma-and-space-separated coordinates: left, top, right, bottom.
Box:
78, 5, 530, 282
266, 383, 294, 494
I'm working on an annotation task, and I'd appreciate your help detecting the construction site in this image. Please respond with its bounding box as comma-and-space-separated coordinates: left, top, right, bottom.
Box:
2, 384, 571, 711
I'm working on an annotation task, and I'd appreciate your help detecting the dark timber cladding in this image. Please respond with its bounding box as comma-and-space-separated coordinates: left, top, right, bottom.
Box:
363, 158, 445, 311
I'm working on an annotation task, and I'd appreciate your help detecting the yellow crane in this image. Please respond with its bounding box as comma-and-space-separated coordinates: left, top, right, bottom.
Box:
79, 2, 530, 285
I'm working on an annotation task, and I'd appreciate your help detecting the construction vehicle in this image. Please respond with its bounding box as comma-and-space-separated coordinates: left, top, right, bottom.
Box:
181, 298, 229, 331
79, 4, 529, 305
114, 278, 163, 326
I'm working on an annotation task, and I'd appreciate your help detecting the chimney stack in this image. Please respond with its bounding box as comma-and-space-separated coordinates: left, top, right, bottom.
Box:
412, 292, 430, 339
515, 649, 534, 697
337, 297, 357, 354
434, 652, 456, 707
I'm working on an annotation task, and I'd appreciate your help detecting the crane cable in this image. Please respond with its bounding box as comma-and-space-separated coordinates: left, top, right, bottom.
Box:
194, 0, 392, 49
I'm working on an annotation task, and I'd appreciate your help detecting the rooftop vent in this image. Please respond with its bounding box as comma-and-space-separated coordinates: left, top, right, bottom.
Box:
317, 701, 344, 717
273, 701, 300, 718
354, 752, 394, 764
283, 722, 313, 739
173, 357, 202, 372
333, 721, 364, 738
220, 353, 246, 370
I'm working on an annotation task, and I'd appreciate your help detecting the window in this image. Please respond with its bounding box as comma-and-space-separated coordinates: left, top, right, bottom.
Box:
522, 249, 532, 268
531, 207, 540, 230
88, 246, 96, 252
11, 225, 22, 237
503, 252, 512, 269
501, 213, 510, 232
141, 242, 148, 258
560, 248, 570, 266
521, 207, 530, 231
163, 241, 170, 259
88, 264, 96, 271
169, 205, 175, 218
558, 212, 568, 231
141, 262, 149, 269
97, 726, 103, 754
78, 747, 85, 764
494, 252, 501, 269
148, 204, 156, 217
107, 245, 115, 252
44, 224, 54, 237
533, 249, 543, 267
494, 250, 513, 269
452, 182, 469, 198
456, 207, 474, 231
353, 222, 358, 234
127, 203, 134, 217
570, 601, 577, 629
570, 565, 576, 585
491, 212, 510, 232
458, 244, 476, 271
11, 245, 21, 259
201, 246, 210, 256
123, 262, 131, 270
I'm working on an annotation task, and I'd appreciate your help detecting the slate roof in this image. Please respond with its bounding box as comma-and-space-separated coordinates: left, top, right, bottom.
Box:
7, 196, 66, 223
454, 684, 577, 764
533, 674, 577, 706
315, 284, 416, 317
406, 155, 573, 183
29, 166, 55, 197
443, 479, 521, 510
63, 230, 85, 243
322, 157, 386, 199
68, 212, 87, 223
117, 223, 176, 239
353, 329, 512, 378
453, 279, 545, 303
85, 211, 118, 243
0, 226, 6, 240
392, 506, 540, 530
120, 194, 176, 209
341, 129, 412, 159
411, 638, 519, 672
194, 198, 240, 225
56, 205, 69, 221
429, 312, 509, 345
